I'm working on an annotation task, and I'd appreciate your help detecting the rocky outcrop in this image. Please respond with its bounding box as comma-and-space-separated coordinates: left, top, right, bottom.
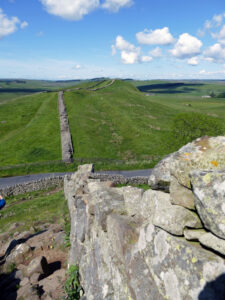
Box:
65, 160, 225, 300
0, 223, 67, 300
148, 135, 225, 190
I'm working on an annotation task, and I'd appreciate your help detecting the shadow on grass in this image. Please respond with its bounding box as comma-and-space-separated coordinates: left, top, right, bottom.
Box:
137, 82, 204, 94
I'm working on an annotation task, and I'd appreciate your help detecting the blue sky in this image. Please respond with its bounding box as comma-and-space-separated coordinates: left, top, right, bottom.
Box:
0, 0, 225, 80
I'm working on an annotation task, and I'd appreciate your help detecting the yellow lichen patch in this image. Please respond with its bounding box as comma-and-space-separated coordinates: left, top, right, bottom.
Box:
176, 244, 180, 251
210, 160, 218, 167
203, 173, 211, 184
192, 257, 197, 264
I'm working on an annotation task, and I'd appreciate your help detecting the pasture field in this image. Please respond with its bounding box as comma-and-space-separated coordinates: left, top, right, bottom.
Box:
65, 80, 225, 170
0, 79, 81, 104
0, 92, 61, 166
0, 78, 224, 176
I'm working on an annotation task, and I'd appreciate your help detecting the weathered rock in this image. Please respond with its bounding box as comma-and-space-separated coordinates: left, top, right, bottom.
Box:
66, 166, 225, 300
30, 272, 42, 284
54, 231, 66, 246
169, 176, 195, 209
148, 136, 225, 190
17, 283, 39, 300
5, 243, 31, 265
184, 228, 207, 241
148, 153, 173, 191
121, 186, 144, 217
199, 232, 225, 256
170, 136, 225, 188
20, 277, 29, 286
38, 269, 66, 298
190, 169, 225, 239
26, 256, 48, 277
152, 193, 202, 236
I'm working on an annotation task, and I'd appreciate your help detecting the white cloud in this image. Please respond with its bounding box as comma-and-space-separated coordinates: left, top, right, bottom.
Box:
0, 8, 28, 39
113, 35, 153, 64
121, 50, 139, 64
136, 27, 174, 45
74, 64, 81, 69
170, 33, 202, 59
187, 57, 198, 66
204, 43, 225, 63
115, 35, 136, 51
216, 25, 225, 45
40, 0, 100, 20
213, 14, 223, 26
141, 55, 152, 62
102, 0, 133, 12
40, 0, 132, 20
20, 21, 28, 29
150, 47, 162, 57
0, 8, 20, 39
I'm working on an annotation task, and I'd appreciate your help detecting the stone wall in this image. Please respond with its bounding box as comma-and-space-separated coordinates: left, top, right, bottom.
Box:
0, 176, 64, 197
65, 135, 225, 300
58, 91, 74, 163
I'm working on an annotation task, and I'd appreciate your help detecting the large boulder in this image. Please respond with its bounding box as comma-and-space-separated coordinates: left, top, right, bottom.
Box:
148, 136, 225, 190
190, 169, 225, 239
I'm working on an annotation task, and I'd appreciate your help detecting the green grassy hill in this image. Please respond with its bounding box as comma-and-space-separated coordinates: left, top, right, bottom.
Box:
0, 78, 224, 176
0, 92, 61, 166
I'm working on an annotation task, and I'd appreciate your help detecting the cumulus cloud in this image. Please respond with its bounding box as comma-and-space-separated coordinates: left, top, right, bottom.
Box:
20, 21, 28, 29
170, 33, 202, 59
0, 8, 19, 39
40, 0, 133, 20
136, 27, 174, 45
113, 35, 152, 64
102, 0, 133, 12
0, 8, 27, 39
40, 0, 100, 20
204, 43, 225, 63
187, 57, 198, 66
121, 50, 139, 64
115, 35, 136, 51
150, 47, 162, 57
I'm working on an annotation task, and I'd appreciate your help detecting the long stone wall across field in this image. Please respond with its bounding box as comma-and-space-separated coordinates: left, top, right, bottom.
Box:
0, 176, 64, 197
58, 91, 74, 163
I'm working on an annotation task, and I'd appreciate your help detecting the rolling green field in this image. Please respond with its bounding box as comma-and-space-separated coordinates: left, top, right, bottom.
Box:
0, 92, 61, 166
0, 78, 225, 176
65, 80, 225, 169
0, 79, 81, 104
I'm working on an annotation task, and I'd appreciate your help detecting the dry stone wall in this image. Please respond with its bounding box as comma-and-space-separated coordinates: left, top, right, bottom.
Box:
0, 176, 64, 197
58, 91, 73, 163
65, 136, 225, 300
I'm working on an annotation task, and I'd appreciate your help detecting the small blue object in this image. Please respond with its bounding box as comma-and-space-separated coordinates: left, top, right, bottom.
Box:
0, 199, 6, 210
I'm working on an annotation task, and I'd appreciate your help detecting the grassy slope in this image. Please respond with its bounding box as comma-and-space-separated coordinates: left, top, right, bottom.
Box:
0, 79, 224, 175
65, 80, 225, 170
0, 188, 68, 234
0, 92, 61, 166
